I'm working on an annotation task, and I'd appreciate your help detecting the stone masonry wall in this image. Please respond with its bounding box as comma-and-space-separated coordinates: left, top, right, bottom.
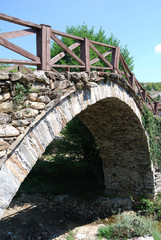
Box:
0, 70, 158, 219
0, 70, 142, 166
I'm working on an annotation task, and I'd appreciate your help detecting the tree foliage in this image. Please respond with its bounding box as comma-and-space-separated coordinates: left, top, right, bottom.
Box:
141, 82, 161, 92
51, 23, 134, 71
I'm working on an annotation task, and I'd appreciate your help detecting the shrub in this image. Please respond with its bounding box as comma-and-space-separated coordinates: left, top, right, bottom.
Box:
142, 105, 161, 169
13, 83, 31, 108
136, 198, 154, 216
98, 213, 161, 240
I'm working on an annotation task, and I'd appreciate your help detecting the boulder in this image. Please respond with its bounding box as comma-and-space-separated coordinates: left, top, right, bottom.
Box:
59, 80, 70, 89
37, 95, 50, 103
0, 125, 20, 137
12, 119, 29, 127
21, 108, 39, 118
29, 102, 46, 110
45, 71, 56, 80
29, 93, 38, 101
9, 72, 23, 81
0, 72, 9, 80
34, 70, 49, 85
0, 114, 11, 124
0, 140, 9, 151
86, 82, 98, 87
2, 92, 10, 101
0, 102, 13, 113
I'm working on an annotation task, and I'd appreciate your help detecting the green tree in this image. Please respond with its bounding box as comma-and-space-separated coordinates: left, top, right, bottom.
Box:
51, 23, 134, 72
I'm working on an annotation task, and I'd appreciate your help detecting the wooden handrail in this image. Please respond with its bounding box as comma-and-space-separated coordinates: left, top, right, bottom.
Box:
0, 13, 160, 115
0, 13, 41, 29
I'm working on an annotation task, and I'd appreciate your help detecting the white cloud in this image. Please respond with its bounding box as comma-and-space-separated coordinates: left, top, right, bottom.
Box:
155, 44, 161, 54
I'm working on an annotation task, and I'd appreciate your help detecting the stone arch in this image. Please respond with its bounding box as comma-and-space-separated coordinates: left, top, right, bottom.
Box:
0, 79, 154, 219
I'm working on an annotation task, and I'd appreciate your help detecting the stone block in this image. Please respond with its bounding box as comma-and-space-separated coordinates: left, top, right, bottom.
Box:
29, 93, 38, 101
0, 125, 20, 137
0, 72, 9, 80
0, 101, 13, 113
0, 113, 11, 124
0, 140, 9, 151
29, 101, 45, 110
9, 72, 22, 81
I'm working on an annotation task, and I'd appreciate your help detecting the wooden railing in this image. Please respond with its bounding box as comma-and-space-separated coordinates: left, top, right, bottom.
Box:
0, 13, 160, 115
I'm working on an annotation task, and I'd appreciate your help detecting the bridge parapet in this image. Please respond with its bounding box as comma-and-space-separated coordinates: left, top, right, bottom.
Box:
0, 13, 160, 115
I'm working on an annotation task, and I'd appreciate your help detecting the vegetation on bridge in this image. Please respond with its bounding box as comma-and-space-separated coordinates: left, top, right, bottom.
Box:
142, 105, 161, 170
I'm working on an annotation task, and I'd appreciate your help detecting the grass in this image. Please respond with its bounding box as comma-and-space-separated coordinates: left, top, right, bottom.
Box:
97, 213, 161, 240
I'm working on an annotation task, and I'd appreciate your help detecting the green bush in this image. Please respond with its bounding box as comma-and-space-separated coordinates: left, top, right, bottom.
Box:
142, 105, 161, 169
136, 198, 154, 216
13, 83, 31, 108
98, 213, 161, 240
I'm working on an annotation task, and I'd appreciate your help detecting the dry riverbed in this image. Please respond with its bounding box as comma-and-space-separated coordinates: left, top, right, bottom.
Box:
0, 193, 132, 240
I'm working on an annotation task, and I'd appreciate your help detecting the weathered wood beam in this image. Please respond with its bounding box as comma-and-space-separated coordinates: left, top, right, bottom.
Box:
90, 40, 116, 49
120, 54, 132, 75
90, 50, 112, 65
0, 59, 40, 65
0, 29, 38, 39
51, 64, 85, 68
111, 46, 120, 70
37, 25, 51, 70
50, 42, 81, 65
90, 42, 113, 68
3, 64, 19, 72
0, 37, 40, 62
90, 66, 112, 70
0, 13, 41, 28
51, 32, 85, 66
120, 56, 130, 84
80, 38, 90, 71
20, 65, 34, 73
130, 73, 136, 89
51, 29, 84, 41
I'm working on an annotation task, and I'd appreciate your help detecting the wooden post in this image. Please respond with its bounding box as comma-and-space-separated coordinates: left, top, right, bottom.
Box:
154, 101, 159, 115
37, 24, 51, 71
111, 46, 120, 71
142, 89, 147, 102
17, 65, 21, 72
80, 38, 90, 72
130, 73, 135, 89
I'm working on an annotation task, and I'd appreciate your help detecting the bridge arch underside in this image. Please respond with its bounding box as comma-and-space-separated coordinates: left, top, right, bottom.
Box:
78, 97, 154, 199
0, 80, 155, 219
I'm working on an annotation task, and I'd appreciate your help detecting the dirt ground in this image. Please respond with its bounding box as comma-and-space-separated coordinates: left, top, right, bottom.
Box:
0, 193, 112, 240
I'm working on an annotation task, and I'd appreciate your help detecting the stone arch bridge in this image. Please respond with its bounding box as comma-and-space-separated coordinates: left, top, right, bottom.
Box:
0, 70, 160, 219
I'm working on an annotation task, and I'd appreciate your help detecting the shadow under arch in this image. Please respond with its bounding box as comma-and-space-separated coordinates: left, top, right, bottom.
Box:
77, 96, 154, 198
0, 79, 154, 219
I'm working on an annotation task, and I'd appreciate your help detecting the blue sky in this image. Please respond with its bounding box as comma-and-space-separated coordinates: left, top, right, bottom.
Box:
0, 0, 161, 82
